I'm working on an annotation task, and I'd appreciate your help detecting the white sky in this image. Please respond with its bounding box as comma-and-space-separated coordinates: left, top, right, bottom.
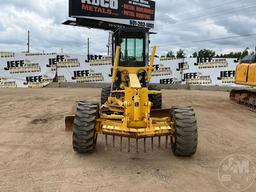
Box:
0, 0, 256, 56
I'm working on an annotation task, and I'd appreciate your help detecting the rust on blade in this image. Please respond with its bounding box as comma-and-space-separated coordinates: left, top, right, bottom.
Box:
65, 115, 75, 131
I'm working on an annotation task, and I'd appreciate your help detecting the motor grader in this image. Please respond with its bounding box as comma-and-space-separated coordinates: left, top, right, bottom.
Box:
65, 27, 198, 156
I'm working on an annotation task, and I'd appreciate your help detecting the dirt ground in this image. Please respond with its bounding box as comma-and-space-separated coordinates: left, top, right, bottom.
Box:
0, 88, 256, 192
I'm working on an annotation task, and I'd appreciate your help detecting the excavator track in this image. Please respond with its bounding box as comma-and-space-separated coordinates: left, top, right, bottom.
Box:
230, 89, 256, 111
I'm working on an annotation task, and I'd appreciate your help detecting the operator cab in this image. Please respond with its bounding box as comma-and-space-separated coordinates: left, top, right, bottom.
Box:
112, 28, 150, 88
113, 27, 149, 67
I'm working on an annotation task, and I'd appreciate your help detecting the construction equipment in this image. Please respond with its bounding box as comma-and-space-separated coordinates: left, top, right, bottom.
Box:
64, 0, 198, 156
65, 27, 198, 156
230, 54, 256, 110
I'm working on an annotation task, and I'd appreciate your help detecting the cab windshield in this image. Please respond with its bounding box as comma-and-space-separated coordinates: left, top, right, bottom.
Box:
120, 38, 144, 67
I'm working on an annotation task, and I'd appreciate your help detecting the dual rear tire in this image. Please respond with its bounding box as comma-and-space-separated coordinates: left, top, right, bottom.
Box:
101, 86, 111, 105
148, 85, 162, 109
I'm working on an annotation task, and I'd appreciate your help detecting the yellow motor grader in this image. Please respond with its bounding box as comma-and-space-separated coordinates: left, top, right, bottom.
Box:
65, 27, 198, 156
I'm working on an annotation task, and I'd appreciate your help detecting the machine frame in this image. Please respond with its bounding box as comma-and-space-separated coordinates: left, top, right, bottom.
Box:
65, 0, 198, 156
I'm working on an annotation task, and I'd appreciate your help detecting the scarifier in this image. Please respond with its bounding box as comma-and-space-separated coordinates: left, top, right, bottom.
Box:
64, 0, 198, 156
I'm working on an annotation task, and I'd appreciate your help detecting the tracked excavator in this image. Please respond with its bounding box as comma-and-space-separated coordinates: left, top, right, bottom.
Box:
230, 54, 256, 110
64, 0, 198, 155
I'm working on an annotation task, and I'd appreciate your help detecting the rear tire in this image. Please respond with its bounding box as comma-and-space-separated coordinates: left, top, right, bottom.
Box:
148, 85, 162, 109
170, 106, 198, 157
101, 86, 111, 104
73, 101, 99, 153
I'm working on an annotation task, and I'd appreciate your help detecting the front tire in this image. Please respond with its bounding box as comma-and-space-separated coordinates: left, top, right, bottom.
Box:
73, 101, 99, 153
170, 106, 198, 157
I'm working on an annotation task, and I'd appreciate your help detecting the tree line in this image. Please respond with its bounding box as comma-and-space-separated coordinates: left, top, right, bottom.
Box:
164, 48, 254, 59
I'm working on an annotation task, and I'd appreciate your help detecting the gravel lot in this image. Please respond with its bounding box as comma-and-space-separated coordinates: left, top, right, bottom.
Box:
0, 88, 255, 192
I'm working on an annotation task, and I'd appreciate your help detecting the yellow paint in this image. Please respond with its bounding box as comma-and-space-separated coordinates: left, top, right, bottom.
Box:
112, 46, 121, 83
95, 44, 174, 138
129, 74, 141, 88
235, 63, 256, 86
148, 46, 156, 82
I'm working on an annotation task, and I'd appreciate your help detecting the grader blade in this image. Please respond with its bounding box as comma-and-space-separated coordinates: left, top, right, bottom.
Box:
65, 115, 75, 131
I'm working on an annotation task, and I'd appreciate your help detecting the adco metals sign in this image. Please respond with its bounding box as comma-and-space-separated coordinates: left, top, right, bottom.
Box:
69, 0, 155, 29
